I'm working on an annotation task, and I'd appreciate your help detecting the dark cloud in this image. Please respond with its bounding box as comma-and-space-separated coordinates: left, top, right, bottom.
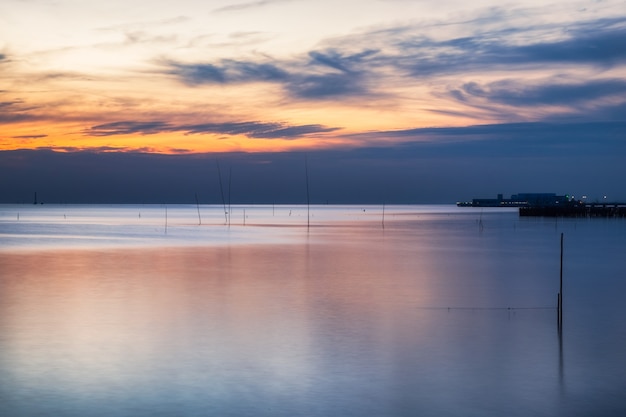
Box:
181, 121, 341, 138
364, 120, 625, 139
35, 146, 128, 153
308, 49, 378, 73
511, 29, 626, 66
451, 78, 626, 107
164, 54, 373, 99
86, 121, 172, 136
163, 48, 377, 99
246, 124, 339, 139
182, 121, 278, 136
309, 51, 352, 72
166, 63, 226, 84
0, 99, 51, 124
160, 15, 626, 106
85, 119, 339, 139
184, 121, 340, 138
347, 121, 626, 158
289, 73, 366, 99
12, 134, 48, 139
0, 101, 17, 109
398, 23, 626, 76
165, 60, 289, 85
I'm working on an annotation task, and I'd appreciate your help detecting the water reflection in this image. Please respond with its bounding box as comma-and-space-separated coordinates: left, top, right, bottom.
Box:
1, 210, 626, 416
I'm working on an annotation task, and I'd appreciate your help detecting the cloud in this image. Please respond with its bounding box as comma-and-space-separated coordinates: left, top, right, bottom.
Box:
96, 15, 191, 33
87, 121, 172, 136
160, 13, 626, 107
450, 78, 626, 108
391, 19, 626, 77
12, 134, 48, 139
212, 0, 293, 13
162, 48, 378, 99
85, 120, 340, 139
308, 49, 378, 73
164, 60, 289, 85
124, 31, 178, 45
244, 124, 339, 138
180, 121, 339, 138
510, 22, 626, 64
0, 100, 42, 123
289, 73, 366, 99
346, 121, 626, 157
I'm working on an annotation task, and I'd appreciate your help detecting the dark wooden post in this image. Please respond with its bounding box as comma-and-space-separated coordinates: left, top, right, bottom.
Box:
558, 233, 563, 326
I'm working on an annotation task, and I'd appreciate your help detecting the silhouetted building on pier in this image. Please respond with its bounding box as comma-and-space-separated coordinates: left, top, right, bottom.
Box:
457, 193, 571, 207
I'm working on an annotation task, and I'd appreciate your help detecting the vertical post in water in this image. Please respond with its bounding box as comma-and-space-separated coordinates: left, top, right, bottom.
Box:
558, 232, 564, 327
216, 160, 228, 225
382, 202, 386, 229
195, 193, 202, 225
305, 155, 310, 230
165, 205, 168, 235
228, 166, 232, 228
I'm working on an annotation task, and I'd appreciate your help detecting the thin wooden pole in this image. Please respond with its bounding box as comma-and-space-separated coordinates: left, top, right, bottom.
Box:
382, 202, 385, 229
559, 232, 564, 326
305, 156, 310, 229
195, 193, 202, 225
216, 160, 227, 224
228, 166, 232, 227
557, 293, 561, 326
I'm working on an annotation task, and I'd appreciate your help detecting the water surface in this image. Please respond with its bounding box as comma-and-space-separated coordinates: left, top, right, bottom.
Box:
1, 205, 625, 416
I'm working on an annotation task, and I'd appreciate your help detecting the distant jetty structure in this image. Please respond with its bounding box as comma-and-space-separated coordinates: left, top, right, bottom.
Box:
458, 193, 626, 218
457, 193, 569, 208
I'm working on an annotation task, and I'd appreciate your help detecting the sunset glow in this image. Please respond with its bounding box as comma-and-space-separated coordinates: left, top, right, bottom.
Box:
3, 0, 624, 154
1, 0, 625, 204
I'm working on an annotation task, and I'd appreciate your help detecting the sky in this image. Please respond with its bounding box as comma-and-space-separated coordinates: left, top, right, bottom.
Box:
1, 0, 625, 203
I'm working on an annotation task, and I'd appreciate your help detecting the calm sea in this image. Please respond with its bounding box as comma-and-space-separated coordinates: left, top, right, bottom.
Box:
1, 204, 625, 416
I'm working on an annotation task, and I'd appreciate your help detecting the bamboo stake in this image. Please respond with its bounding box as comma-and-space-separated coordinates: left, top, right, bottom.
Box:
228, 166, 232, 227
559, 232, 564, 327
305, 156, 310, 229
216, 160, 227, 224
195, 193, 202, 225
382, 202, 386, 229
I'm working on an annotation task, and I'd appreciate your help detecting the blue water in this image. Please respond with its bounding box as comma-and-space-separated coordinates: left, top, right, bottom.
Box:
1, 205, 625, 416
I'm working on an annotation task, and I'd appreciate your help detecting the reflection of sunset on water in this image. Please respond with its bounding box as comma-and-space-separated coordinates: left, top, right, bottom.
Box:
1, 206, 626, 416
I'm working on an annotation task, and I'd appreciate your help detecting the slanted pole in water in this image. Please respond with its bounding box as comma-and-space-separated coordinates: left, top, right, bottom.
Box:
382, 203, 386, 229
195, 193, 202, 225
216, 160, 228, 224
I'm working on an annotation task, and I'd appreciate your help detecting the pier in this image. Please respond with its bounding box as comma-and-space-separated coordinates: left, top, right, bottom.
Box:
519, 202, 626, 218
457, 193, 626, 218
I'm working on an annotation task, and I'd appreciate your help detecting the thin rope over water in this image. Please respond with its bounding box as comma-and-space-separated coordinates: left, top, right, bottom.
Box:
417, 306, 555, 310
